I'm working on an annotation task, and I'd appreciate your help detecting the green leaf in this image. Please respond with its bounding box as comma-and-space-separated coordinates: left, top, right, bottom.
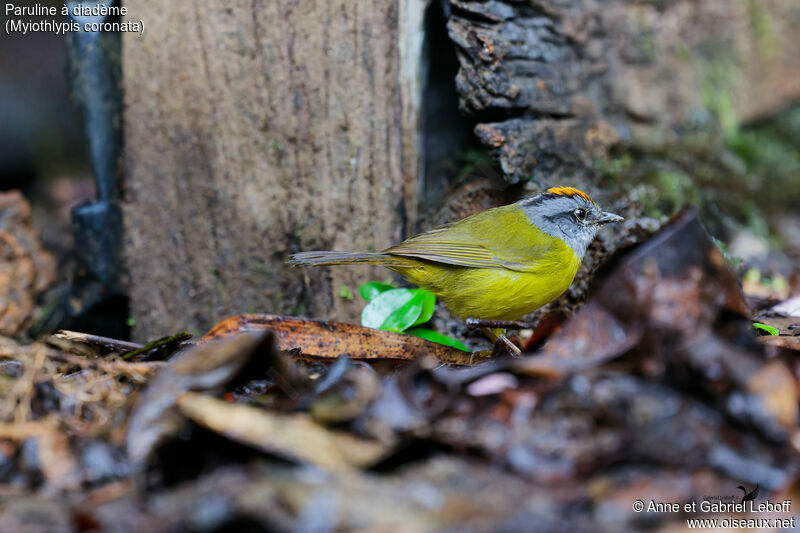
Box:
379, 290, 427, 332
753, 322, 779, 336
744, 267, 761, 284
361, 286, 437, 333
412, 289, 436, 327
338, 285, 354, 300
361, 288, 436, 333
361, 288, 417, 330
358, 282, 395, 301
408, 328, 470, 352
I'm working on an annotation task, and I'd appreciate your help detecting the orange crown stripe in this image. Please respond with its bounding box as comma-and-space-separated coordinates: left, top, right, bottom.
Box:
545, 186, 597, 206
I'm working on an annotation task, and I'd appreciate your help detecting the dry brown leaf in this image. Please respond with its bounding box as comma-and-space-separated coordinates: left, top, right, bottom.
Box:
176, 391, 386, 470
515, 300, 641, 377
746, 360, 799, 432
753, 316, 800, 335
201, 314, 476, 365
759, 335, 800, 351
126, 333, 272, 462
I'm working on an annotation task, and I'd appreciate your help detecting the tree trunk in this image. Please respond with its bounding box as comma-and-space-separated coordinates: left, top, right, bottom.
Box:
123, 1, 425, 339
448, 0, 800, 188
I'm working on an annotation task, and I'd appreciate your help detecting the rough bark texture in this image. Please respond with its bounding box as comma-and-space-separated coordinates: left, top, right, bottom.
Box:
448, 0, 800, 189
123, 1, 423, 339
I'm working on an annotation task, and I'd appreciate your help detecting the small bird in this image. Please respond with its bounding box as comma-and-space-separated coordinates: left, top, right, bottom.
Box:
290, 187, 622, 324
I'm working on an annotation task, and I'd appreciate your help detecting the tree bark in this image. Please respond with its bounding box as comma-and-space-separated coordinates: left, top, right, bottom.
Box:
448, 0, 800, 188
123, 1, 425, 339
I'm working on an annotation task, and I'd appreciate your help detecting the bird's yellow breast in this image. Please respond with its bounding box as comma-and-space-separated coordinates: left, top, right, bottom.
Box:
388, 207, 582, 320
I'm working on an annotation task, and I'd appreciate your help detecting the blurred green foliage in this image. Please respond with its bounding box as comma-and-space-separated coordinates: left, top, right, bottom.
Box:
603, 99, 800, 244
753, 322, 779, 336
338, 285, 355, 301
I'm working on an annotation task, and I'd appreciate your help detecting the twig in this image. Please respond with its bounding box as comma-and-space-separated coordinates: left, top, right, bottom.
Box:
121, 331, 192, 360
0, 418, 56, 440
54, 330, 143, 353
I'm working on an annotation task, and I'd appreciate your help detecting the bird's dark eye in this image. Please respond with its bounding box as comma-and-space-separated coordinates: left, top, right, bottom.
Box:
574, 208, 586, 221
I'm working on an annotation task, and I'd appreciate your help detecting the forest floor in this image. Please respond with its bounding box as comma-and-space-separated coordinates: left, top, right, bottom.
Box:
0, 189, 799, 531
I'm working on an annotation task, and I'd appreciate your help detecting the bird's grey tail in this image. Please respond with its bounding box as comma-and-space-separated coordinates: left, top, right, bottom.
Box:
288, 251, 405, 267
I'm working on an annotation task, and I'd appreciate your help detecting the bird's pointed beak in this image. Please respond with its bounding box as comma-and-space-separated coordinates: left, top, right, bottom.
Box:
595, 211, 624, 225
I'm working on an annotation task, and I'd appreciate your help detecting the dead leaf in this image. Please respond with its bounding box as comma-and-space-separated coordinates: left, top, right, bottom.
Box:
310, 357, 381, 423
759, 335, 800, 351
515, 301, 641, 378
201, 314, 476, 365
126, 333, 273, 462
176, 392, 386, 470
771, 297, 800, 316
746, 360, 799, 432
752, 316, 800, 335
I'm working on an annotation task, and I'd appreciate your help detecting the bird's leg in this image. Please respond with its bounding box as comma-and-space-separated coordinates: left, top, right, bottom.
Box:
467, 318, 531, 357
497, 334, 522, 358
481, 327, 522, 358
466, 318, 536, 330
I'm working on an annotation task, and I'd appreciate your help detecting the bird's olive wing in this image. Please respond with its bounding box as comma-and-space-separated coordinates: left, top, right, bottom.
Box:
383, 204, 555, 272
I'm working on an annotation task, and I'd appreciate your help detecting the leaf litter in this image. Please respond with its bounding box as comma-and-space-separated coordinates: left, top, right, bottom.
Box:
1, 209, 800, 531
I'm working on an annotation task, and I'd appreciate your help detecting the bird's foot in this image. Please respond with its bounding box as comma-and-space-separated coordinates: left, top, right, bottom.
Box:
478, 326, 522, 358
494, 333, 522, 358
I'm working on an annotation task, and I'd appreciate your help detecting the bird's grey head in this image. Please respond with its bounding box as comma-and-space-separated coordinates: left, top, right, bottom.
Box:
520, 187, 623, 258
